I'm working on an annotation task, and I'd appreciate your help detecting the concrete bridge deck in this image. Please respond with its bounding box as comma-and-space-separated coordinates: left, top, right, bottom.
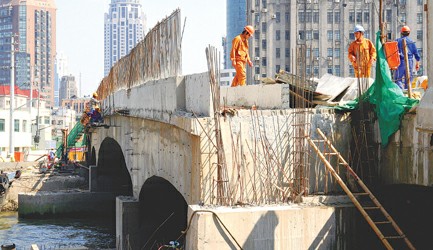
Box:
85, 70, 433, 249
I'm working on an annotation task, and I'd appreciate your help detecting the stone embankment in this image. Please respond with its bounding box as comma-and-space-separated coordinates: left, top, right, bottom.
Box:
0, 162, 87, 212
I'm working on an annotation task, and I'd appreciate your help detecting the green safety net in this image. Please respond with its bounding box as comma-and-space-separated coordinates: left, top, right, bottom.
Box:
56, 122, 86, 158
336, 31, 419, 146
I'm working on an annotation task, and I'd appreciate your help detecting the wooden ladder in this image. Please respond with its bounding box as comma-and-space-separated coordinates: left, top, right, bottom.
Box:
308, 128, 415, 250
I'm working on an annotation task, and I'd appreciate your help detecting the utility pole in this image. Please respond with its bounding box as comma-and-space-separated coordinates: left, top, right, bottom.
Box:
8, 35, 15, 157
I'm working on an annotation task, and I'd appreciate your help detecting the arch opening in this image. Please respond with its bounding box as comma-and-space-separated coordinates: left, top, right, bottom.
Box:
97, 137, 132, 196
138, 176, 188, 249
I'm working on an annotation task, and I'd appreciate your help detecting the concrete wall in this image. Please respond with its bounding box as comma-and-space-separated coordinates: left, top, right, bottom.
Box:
381, 113, 433, 186
18, 191, 116, 217
91, 115, 202, 204
198, 108, 352, 204
185, 200, 379, 250
116, 196, 140, 250
220, 84, 290, 109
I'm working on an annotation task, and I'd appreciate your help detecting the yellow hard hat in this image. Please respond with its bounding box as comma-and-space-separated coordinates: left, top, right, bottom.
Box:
244, 25, 255, 35
93, 92, 98, 97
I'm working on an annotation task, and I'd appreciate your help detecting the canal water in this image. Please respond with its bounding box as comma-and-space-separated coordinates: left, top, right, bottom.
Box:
0, 212, 115, 249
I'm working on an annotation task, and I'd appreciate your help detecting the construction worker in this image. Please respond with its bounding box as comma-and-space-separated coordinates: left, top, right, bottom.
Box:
230, 25, 254, 87
89, 92, 100, 109
348, 25, 377, 78
394, 25, 421, 89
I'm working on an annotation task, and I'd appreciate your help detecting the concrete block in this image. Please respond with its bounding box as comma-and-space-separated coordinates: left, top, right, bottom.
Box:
116, 196, 140, 250
185, 72, 212, 116
220, 84, 287, 109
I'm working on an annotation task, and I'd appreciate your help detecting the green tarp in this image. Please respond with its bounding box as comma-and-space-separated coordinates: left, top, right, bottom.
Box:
336, 31, 419, 146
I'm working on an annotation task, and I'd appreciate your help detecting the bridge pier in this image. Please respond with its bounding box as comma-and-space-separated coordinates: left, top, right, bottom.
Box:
89, 165, 98, 192
116, 196, 140, 250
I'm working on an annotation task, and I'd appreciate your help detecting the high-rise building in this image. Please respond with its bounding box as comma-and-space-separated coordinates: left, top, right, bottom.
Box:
54, 52, 68, 106
245, 0, 426, 84
104, 0, 146, 76
225, 0, 247, 69
59, 75, 77, 103
0, 0, 56, 106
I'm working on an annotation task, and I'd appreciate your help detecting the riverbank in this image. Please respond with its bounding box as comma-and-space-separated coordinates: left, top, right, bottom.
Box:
0, 162, 87, 212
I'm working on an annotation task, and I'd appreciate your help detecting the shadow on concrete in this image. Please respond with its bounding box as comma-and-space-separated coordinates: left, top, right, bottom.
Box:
242, 211, 278, 250
375, 184, 433, 250
138, 176, 188, 250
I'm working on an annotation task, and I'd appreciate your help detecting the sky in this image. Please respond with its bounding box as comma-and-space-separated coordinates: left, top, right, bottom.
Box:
56, 0, 226, 97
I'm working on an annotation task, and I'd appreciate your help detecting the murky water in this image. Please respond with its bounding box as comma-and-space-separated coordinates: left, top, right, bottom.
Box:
0, 212, 115, 249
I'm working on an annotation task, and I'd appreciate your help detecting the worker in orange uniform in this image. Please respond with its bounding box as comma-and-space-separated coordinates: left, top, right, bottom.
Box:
230, 25, 254, 87
348, 25, 376, 78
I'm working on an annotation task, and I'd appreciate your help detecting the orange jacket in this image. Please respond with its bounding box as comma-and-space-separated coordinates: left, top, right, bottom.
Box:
348, 38, 376, 76
230, 34, 250, 63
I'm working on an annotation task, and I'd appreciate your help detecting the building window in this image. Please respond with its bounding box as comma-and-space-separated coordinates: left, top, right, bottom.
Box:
349, 65, 354, 75
276, 12, 281, 23
400, 13, 406, 23
335, 12, 340, 23
356, 12, 362, 23
386, 10, 392, 23
254, 30, 260, 39
45, 117, 50, 124
14, 119, 19, 132
364, 12, 370, 23
417, 30, 423, 40
255, 47, 260, 56
306, 30, 312, 40
261, 22, 267, 33
285, 30, 290, 40
314, 66, 319, 75
299, 31, 305, 40
276, 65, 280, 73
22, 120, 27, 133
0, 119, 4, 132
327, 30, 333, 41
418, 0, 423, 5
313, 30, 319, 40
276, 30, 280, 40
313, 48, 319, 57
285, 48, 290, 58
327, 65, 333, 74
306, 12, 312, 22
262, 39, 267, 48
349, 33, 355, 40
417, 13, 423, 24
262, 57, 267, 66
285, 12, 290, 22
327, 12, 333, 24
313, 12, 319, 23
335, 65, 341, 76
334, 48, 340, 58
327, 48, 333, 57
349, 11, 355, 23
276, 48, 281, 58
255, 66, 260, 74
299, 11, 305, 22
335, 30, 340, 41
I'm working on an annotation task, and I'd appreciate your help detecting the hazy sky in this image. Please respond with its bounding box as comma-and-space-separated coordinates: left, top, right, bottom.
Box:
56, 0, 226, 96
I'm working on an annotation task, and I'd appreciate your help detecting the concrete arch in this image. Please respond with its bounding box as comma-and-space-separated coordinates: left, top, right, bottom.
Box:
137, 176, 188, 249
96, 137, 133, 196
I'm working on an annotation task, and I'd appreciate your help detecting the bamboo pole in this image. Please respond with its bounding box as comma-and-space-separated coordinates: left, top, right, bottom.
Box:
402, 39, 412, 97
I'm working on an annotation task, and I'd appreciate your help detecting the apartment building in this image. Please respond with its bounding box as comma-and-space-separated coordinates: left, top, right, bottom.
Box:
244, 0, 425, 83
